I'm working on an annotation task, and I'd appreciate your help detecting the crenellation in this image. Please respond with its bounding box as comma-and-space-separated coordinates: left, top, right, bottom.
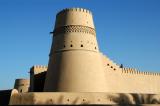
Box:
30, 65, 48, 75
120, 68, 160, 76
57, 8, 92, 17
79, 8, 82, 12
34, 65, 47, 69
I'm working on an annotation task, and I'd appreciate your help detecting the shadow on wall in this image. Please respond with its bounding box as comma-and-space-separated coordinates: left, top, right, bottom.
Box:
107, 93, 160, 105
34, 71, 46, 92
0, 90, 12, 106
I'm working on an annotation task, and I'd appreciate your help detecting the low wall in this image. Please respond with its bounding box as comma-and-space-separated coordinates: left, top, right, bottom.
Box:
9, 92, 160, 105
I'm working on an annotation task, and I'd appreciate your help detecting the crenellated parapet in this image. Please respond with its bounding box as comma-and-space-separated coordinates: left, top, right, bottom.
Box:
122, 68, 138, 73
30, 65, 48, 75
54, 8, 95, 30
101, 52, 160, 76
57, 8, 92, 16
122, 67, 160, 76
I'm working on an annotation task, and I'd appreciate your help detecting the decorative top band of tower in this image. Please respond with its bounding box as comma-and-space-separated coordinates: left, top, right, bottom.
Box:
54, 8, 95, 30
53, 25, 96, 36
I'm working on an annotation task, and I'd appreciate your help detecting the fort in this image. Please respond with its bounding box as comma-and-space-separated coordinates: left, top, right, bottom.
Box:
0, 8, 160, 105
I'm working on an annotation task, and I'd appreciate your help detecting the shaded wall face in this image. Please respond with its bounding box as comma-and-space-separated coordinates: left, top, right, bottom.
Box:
0, 90, 12, 106
34, 72, 46, 92
29, 65, 47, 92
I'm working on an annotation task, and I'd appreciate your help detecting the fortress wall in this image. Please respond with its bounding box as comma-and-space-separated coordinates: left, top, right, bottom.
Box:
101, 54, 160, 94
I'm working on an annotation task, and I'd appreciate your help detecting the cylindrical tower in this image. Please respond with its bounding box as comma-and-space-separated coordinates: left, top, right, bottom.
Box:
14, 79, 30, 93
44, 8, 107, 92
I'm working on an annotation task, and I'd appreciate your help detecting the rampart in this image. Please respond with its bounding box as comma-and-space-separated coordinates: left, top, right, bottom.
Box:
101, 53, 160, 94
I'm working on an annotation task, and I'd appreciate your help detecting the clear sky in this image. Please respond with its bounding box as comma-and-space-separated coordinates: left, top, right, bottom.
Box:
0, 0, 160, 90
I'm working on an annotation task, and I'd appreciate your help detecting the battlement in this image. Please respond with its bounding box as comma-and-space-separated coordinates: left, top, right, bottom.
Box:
32, 65, 48, 69
101, 52, 160, 76
30, 65, 47, 75
57, 8, 92, 16
122, 67, 160, 76
54, 7, 95, 29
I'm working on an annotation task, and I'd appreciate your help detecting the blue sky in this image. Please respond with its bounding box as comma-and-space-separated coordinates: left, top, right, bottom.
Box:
0, 0, 160, 90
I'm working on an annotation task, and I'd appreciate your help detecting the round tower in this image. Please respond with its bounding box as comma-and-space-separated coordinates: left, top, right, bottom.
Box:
14, 79, 30, 93
44, 8, 107, 92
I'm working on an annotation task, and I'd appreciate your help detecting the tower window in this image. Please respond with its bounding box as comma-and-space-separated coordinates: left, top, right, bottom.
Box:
64, 45, 65, 48
81, 44, 83, 47
95, 47, 97, 49
70, 44, 73, 47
